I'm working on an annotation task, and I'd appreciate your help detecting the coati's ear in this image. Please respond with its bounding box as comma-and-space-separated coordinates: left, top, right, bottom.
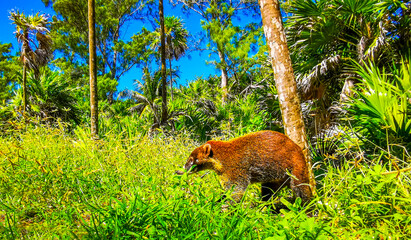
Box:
203, 143, 213, 158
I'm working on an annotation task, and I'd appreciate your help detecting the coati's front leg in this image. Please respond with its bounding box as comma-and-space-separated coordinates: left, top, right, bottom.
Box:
219, 175, 249, 203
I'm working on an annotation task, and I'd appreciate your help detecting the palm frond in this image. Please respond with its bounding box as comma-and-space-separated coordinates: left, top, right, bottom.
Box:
151, 16, 189, 61
298, 55, 342, 100
10, 10, 53, 76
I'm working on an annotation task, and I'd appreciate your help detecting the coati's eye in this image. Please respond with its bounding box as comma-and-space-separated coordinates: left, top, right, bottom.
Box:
194, 159, 198, 163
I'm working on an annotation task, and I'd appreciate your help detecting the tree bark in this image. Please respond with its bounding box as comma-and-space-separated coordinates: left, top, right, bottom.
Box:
22, 63, 27, 113
159, 0, 168, 124
89, 0, 99, 139
259, 0, 315, 194
217, 43, 228, 103
22, 34, 29, 114
107, 67, 116, 104
108, 29, 120, 104
340, 77, 356, 102
169, 58, 173, 101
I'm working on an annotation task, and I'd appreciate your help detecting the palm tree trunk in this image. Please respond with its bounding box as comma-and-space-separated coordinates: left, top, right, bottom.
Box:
159, 0, 168, 125
340, 77, 356, 102
88, 0, 99, 139
22, 34, 29, 114
22, 63, 27, 113
169, 59, 173, 101
259, 0, 315, 194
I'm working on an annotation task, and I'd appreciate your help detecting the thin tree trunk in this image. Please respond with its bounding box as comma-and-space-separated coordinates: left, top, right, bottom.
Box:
22, 34, 29, 114
108, 33, 119, 104
169, 59, 173, 101
217, 44, 228, 103
259, 0, 315, 194
108, 66, 116, 104
159, 0, 168, 124
89, 0, 99, 139
22, 63, 27, 113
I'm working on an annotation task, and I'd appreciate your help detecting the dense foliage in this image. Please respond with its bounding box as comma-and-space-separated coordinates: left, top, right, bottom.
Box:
1, 0, 410, 238
0, 126, 410, 239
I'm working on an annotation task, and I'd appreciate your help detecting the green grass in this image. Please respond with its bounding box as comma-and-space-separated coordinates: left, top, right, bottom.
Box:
0, 126, 410, 239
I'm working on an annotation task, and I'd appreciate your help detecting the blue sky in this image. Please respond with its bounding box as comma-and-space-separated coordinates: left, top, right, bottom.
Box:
0, 0, 221, 92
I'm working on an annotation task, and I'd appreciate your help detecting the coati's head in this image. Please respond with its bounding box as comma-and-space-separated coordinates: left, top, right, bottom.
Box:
184, 143, 213, 173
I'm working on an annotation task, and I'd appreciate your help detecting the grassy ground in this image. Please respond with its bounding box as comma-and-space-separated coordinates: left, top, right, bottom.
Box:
0, 126, 410, 239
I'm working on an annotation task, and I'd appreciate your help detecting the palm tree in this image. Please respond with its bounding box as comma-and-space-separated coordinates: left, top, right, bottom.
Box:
88, 0, 98, 139
119, 68, 162, 125
23, 70, 80, 124
9, 11, 53, 113
152, 16, 189, 101
259, 0, 315, 195
285, 0, 389, 101
173, 0, 259, 103
159, 0, 167, 125
283, 0, 411, 133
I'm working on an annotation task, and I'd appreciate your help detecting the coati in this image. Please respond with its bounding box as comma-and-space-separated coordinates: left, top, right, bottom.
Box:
177, 130, 312, 204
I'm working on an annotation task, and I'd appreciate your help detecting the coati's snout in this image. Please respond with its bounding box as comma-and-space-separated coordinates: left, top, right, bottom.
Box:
175, 157, 199, 175
180, 143, 213, 174
184, 157, 199, 173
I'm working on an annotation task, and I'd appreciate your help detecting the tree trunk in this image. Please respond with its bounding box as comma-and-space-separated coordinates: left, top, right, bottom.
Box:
159, 0, 168, 125
169, 59, 173, 101
259, 0, 315, 194
217, 44, 228, 103
108, 65, 116, 104
88, 0, 99, 139
340, 77, 356, 102
108, 32, 119, 104
22, 34, 29, 114
22, 63, 27, 113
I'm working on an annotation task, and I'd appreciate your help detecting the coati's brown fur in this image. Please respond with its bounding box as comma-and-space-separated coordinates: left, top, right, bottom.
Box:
179, 130, 312, 203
